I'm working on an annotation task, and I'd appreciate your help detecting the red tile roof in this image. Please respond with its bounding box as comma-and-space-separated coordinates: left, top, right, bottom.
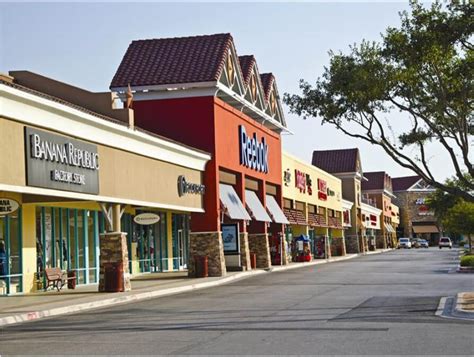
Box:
311, 148, 359, 174
392, 175, 421, 192
362, 171, 390, 191
260, 73, 275, 101
238, 55, 255, 85
110, 33, 233, 88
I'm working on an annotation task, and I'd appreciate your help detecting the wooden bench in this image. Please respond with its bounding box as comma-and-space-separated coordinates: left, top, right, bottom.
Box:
44, 267, 75, 291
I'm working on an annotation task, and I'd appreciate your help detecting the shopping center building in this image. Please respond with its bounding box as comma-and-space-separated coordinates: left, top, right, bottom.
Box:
110, 33, 290, 276
312, 148, 367, 253
361, 172, 398, 248
281, 152, 345, 262
0, 72, 210, 295
392, 175, 440, 243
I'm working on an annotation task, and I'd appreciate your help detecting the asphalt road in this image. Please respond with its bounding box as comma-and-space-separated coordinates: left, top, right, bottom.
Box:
1, 248, 473, 355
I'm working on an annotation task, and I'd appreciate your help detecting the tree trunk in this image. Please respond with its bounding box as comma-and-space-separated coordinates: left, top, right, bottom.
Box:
469, 234, 472, 253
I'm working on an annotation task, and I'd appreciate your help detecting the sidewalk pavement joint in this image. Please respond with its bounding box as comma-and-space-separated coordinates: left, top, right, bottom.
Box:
0, 248, 392, 327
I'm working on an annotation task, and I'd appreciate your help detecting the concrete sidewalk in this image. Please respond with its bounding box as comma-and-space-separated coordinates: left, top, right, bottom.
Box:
0, 249, 391, 327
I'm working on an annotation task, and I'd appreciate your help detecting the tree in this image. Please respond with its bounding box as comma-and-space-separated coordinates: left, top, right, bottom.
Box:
427, 177, 474, 251
284, 1, 473, 202
442, 201, 474, 251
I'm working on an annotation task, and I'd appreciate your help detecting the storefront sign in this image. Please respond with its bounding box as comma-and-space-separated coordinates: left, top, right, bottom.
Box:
415, 198, 426, 205
283, 169, 291, 186
134, 213, 161, 225
239, 125, 269, 173
295, 170, 312, 195
25, 127, 99, 194
222, 223, 240, 253
370, 214, 377, 226
177, 175, 205, 197
318, 179, 327, 201
0, 198, 19, 215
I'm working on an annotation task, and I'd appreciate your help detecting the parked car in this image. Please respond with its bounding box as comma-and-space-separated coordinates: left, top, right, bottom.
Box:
411, 238, 421, 248
439, 237, 452, 249
398, 238, 412, 249
419, 239, 429, 248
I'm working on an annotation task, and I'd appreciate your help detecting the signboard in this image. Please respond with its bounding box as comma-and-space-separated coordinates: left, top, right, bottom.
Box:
318, 179, 327, 201
0, 198, 19, 215
222, 223, 240, 253
295, 169, 313, 195
25, 127, 99, 194
177, 175, 205, 197
134, 213, 161, 225
239, 125, 269, 173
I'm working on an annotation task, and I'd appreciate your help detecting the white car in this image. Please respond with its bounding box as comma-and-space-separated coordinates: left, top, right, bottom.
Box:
439, 237, 452, 249
398, 238, 412, 249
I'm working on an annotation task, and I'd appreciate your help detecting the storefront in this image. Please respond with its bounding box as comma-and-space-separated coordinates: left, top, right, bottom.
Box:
281, 152, 345, 261
392, 176, 440, 244
360, 202, 382, 250
0, 74, 209, 294
111, 33, 290, 276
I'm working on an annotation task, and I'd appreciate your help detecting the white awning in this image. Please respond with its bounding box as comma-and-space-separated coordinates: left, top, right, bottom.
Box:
265, 194, 290, 224
384, 222, 395, 233
245, 190, 271, 222
219, 184, 251, 220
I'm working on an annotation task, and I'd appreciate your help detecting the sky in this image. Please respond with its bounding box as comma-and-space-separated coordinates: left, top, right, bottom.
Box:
0, 1, 454, 181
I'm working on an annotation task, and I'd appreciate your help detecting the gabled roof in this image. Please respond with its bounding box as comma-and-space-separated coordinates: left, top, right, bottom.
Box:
110, 33, 233, 88
260, 73, 275, 101
238, 55, 256, 85
362, 172, 387, 190
392, 175, 422, 192
311, 148, 359, 174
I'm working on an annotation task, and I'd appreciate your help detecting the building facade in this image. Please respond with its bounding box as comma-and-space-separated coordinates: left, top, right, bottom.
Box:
312, 148, 366, 253
361, 172, 398, 248
392, 176, 440, 244
281, 152, 345, 262
110, 34, 289, 276
0, 73, 210, 295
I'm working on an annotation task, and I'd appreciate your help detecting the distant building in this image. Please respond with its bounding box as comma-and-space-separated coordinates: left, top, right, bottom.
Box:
361, 172, 398, 249
392, 175, 440, 243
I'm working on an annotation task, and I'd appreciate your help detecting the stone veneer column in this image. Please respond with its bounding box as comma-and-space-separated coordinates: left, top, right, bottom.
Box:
188, 232, 226, 277
240, 232, 251, 271
345, 235, 360, 254
99, 232, 131, 292
376, 234, 387, 249
330, 237, 346, 256
248, 233, 271, 269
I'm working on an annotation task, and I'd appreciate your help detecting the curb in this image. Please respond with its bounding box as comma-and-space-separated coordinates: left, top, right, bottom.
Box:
436, 294, 474, 321
0, 249, 388, 327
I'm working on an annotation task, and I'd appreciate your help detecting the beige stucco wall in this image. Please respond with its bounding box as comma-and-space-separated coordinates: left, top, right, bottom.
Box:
282, 152, 342, 212
99, 145, 203, 210
0, 118, 26, 186
0, 117, 204, 211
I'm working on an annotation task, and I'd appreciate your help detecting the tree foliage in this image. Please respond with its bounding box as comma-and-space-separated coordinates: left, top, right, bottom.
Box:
284, 1, 473, 202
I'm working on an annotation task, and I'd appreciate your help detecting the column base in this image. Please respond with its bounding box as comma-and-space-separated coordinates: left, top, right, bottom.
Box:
99, 232, 131, 292
330, 236, 346, 256
189, 231, 226, 277
239, 232, 251, 271
248, 233, 271, 269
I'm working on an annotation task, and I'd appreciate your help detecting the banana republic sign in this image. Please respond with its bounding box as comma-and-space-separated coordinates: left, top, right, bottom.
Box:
25, 127, 100, 194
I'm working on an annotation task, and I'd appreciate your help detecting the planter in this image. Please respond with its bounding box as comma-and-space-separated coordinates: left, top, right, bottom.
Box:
457, 265, 474, 273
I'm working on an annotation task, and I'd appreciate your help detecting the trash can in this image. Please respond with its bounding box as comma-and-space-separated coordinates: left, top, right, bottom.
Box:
104, 262, 124, 292
67, 270, 77, 289
194, 255, 208, 278
250, 253, 257, 269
